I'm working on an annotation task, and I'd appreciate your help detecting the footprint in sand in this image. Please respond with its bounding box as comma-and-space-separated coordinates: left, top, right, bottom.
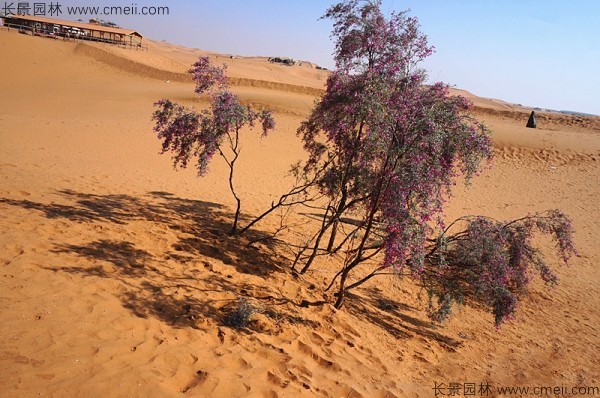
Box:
297, 340, 342, 371
180, 369, 208, 393
267, 370, 290, 388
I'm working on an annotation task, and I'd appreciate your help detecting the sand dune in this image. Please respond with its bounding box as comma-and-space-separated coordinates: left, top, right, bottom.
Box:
75, 41, 327, 95
1, 29, 599, 397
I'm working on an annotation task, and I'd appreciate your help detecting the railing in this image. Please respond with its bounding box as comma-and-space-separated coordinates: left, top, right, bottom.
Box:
1, 22, 148, 51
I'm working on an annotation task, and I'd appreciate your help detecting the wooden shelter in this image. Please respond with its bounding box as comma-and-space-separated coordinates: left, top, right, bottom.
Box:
0, 14, 143, 48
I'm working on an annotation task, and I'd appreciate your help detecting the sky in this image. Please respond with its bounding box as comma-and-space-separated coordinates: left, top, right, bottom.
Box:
33, 0, 600, 115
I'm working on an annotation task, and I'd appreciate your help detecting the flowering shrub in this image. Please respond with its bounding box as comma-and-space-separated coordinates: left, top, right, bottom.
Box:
152, 57, 275, 234
189, 56, 227, 95
423, 210, 577, 326
295, 0, 492, 304
150, 1, 578, 328
294, 0, 575, 326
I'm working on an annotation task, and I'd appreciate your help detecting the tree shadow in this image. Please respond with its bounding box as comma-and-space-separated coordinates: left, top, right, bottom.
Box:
344, 287, 461, 350
53, 239, 153, 276
3, 189, 463, 343
3, 189, 296, 330
145, 192, 287, 278
0, 189, 184, 224
300, 211, 366, 227
45, 243, 289, 330
1, 189, 286, 278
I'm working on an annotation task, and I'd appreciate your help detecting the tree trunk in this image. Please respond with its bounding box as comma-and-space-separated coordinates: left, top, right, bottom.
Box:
226, 130, 241, 235
326, 219, 339, 253
334, 267, 350, 309
332, 252, 370, 309
334, 291, 345, 309
300, 222, 330, 274
230, 195, 241, 235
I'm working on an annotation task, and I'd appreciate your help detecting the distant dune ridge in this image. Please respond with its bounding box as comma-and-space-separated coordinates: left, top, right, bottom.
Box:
0, 29, 599, 397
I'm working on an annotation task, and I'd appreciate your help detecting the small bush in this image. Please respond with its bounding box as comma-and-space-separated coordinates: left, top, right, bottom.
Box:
223, 299, 255, 329
152, 56, 275, 235
376, 299, 397, 312
422, 210, 577, 326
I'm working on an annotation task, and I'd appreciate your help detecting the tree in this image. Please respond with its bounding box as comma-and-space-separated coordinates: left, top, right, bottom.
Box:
152, 57, 275, 235
149, 1, 578, 328
295, 0, 492, 303
422, 210, 576, 327
293, 0, 576, 325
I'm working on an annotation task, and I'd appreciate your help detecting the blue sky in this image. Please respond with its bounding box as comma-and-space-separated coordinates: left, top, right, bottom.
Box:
47, 0, 600, 114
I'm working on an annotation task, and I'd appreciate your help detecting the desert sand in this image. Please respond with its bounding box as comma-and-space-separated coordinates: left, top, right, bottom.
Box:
0, 29, 599, 397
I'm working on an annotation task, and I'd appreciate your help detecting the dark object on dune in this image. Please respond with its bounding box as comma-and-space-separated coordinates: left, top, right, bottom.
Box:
268, 57, 295, 66
526, 111, 537, 128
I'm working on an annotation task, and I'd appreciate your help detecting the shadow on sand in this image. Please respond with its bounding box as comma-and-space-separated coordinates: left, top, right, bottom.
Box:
345, 287, 462, 349
1, 189, 458, 345
2, 189, 290, 330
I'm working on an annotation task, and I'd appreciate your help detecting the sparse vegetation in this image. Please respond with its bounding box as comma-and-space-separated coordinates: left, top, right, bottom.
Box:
422, 211, 576, 326
151, 0, 577, 328
268, 57, 295, 66
152, 56, 275, 235
223, 298, 256, 329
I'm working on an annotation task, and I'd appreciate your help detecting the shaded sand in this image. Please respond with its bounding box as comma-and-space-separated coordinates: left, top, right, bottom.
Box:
1, 29, 599, 397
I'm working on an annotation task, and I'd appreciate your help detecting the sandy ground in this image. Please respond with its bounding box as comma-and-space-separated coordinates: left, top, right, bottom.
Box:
0, 29, 598, 397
